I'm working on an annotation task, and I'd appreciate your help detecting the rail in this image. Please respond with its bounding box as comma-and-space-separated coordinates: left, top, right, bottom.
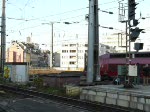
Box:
0, 84, 137, 112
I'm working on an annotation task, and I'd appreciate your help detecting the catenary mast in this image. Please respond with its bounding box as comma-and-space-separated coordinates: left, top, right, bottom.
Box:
87, 0, 100, 83
1, 0, 6, 77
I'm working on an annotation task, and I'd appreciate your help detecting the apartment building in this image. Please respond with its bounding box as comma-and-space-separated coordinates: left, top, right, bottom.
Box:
60, 40, 88, 71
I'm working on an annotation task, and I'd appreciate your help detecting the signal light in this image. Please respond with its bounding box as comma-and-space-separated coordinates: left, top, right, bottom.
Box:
130, 27, 144, 42
134, 43, 143, 51
128, 0, 138, 20
132, 19, 139, 26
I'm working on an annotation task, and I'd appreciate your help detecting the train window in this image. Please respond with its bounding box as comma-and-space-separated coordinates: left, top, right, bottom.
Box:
135, 53, 150, 58
110, 54, 126, 58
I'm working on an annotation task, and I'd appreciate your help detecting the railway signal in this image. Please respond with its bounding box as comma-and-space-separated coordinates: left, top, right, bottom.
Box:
130, 27, 144, 42
132, 19, 139, 26
134, 43, 143, 51
128, 0, 138, 20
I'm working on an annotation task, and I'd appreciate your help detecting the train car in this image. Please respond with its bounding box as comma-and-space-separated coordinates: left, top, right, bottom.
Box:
100, 52, 150, 80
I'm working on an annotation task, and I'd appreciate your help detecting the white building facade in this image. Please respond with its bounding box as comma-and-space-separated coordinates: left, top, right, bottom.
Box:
100, 33, 126, 53
99, 43, 117, 56
60, 40, 87, 71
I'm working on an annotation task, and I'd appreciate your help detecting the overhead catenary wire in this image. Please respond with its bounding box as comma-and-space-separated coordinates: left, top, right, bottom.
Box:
6, 0, 146, 43
4, 0, 147, 34
23, 0, 31, 9
6, 0, 119, 23
5, 0, 120, 35
6, 3, 117, 33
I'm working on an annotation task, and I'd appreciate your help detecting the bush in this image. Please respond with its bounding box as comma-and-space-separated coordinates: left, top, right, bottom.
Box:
33, 77, 43, 88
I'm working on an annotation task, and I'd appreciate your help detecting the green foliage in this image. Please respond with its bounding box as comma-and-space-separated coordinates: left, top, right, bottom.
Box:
38, 86, 66, 96
33, 77, 43, 88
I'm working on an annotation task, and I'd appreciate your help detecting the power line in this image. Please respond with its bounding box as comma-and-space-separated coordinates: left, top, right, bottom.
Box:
7, 17, 29, 21
7, 24, 43, 35
99, 0, 117, 5
6, 17, 85, 33
6, 0, 119, 23
23, 0, 31, 9
26, 7, 88, 21
5, 0, 138, 38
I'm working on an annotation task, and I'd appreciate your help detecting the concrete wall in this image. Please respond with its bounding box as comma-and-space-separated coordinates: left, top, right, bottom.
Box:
40, 75, 80, 87
65, 85, 81, 96
80, 88, 150, 112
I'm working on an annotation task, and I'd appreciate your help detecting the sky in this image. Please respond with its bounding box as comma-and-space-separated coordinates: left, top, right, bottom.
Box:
0, 0, 150, 51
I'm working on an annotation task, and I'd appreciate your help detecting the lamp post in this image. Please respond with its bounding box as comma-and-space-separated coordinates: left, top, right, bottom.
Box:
42, 22, 57, 68
51, 22, 54, 68
42, 21, 77, 68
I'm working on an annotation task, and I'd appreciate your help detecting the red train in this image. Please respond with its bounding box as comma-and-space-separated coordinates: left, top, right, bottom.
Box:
100, 52, 150, 80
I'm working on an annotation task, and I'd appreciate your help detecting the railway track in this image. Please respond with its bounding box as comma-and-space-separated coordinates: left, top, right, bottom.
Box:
0, 84, 141, 112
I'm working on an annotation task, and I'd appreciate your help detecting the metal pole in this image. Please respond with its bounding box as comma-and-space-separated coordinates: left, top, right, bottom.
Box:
128, 0, 132, 86
128, 0, 131, 61
50, 22, 53, 68
51, 23, 53, 68
1, 0, 6, 77
76, 34, 78, 70
87, 0, 95, 83
94, 0, 100, 81
125, 0, 132, 87
125, 20, 128, 84
125, 21, 128, 60
87, 0, 99, 83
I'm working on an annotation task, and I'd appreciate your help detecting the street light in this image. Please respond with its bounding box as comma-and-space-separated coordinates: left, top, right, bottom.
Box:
42, 22, 55, 68
42, 21, 79, 68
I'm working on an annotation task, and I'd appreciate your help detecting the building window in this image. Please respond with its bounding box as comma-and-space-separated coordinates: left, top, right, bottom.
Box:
85, 44, 88, 47
62, 44, 68, 47
70, 50, 76, 53
62, 50, 67, 53
69, 61, 75, 65
70, 44, 76, 47
70, 56, 76, 59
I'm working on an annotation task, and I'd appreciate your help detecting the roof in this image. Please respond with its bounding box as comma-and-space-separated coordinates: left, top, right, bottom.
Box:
5, 62, 28, 65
